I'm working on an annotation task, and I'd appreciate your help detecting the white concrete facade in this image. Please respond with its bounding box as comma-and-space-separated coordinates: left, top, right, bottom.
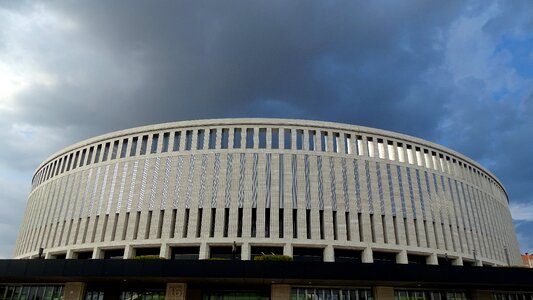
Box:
13, 119, 521, 266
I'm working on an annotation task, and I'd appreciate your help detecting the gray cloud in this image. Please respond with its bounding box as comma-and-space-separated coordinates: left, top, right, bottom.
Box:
1, 0, 532, 257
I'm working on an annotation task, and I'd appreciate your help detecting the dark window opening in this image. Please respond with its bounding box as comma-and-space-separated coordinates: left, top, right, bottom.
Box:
293, 247, 323, 262
120, 139, 128, 158
335, 249, 362, 263
173, 132, 181, 151
272, 129, 279, 149
408, 254, 427, 265
319, 210, 325, 240
197, 130, 204, 150
208, 129, 217, 149
196, 208, 203, 238
162, 132, 170, 152
265, 208, 270, 238
259, 128, 267, 149
210, 245, 241, 260
75, 251, 93, 259
171, 246, 199, 260
237, 207, 243, 237
306, 209, 311, 239
209, 208, 216, 237
111, 140, 119, 159
251, 208, 257, 238
103, 249, 124, 259
185, 130, 193, 150
223, 208, 230, 237
134, 247, 160, 258
373, 251, 397, 264
246, 128, 254, 149
292, 209, 297, 239
139, 136, 148, 155
250, 246, 283, 260
279, 209, 284, 238
130, 138, 138, 157
233, 128, 241, 148
221, 129, 229, 149
284, 129, 292, 149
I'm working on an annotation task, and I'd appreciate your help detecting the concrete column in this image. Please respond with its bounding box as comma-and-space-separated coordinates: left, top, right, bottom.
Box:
374, 286, 394, 300
396, 250, 408, 264
92, 247, 102, 259
241, 242, 251, 260
427, 253, 438, 265
199, 242, 208, 259
123, 245, 133, 259
453, 256, 463, 266
323, 245, 334, 262
362, 247, 373, 263
271, 284, 291, 300
63, 282, 86, 300
283, 243, 292, 257
471, 290, 492, 300
166, 283, 187, 300
160, 243, 170, 259
66, 249, 74, 259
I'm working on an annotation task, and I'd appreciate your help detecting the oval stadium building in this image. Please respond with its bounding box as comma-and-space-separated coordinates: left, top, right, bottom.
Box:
14, 118, 521, 266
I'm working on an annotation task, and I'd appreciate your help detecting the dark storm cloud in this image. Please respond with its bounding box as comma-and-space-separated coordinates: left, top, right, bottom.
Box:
1, 0, 533, 257
12, 1, 463, 138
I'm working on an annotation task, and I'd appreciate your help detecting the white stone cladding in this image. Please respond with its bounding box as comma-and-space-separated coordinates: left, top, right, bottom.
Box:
13, 118, 522, 266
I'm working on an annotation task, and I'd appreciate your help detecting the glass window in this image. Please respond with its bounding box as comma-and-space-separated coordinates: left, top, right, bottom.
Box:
102, 142, 110, 161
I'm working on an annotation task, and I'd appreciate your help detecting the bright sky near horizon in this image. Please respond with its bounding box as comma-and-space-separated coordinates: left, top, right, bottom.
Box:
0, 1, 532, 258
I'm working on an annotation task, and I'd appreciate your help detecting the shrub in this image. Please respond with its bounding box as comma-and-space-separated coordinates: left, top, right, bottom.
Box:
132, 255, 165, 260
253, 254, 293, 262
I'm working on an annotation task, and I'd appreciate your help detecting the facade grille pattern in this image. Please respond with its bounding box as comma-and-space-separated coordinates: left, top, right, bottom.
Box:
13, 119, 520, 265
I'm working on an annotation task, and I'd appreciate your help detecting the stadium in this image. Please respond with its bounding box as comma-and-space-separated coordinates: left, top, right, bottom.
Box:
8, 118, 529, 299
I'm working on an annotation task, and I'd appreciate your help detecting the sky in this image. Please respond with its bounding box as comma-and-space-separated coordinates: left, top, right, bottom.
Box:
0, 1, 532, 259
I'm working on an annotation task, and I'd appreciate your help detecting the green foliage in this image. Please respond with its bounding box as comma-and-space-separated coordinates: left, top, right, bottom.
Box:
253, 254, 293, 262
132, 255, 165, 260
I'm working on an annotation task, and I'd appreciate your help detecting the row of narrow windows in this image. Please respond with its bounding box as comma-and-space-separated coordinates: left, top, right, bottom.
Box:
31, 127, 505, 198
21, 203, 511, 264
18, 154, 514, 262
